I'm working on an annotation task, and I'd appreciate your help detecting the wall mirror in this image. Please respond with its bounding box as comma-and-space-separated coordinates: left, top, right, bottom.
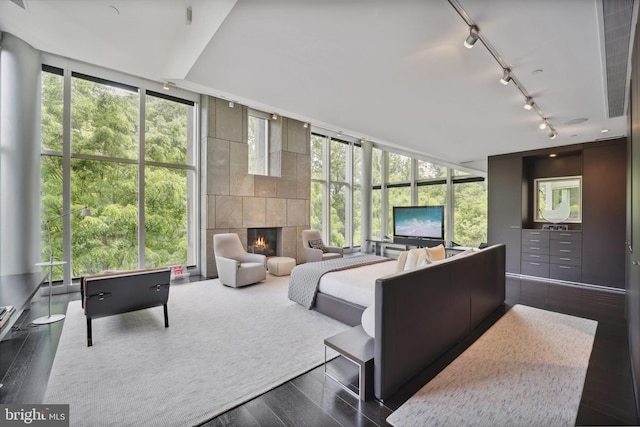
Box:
534, 176, 582, 223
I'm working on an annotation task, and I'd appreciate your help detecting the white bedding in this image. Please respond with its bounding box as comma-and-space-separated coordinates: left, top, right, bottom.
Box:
318, 259, 396, 307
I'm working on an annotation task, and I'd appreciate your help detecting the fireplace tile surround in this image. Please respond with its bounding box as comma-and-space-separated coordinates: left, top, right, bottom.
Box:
200, 96, 311, 278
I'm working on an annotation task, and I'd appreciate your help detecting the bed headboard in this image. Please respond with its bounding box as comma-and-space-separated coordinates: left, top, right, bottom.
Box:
373, 244, 505, 400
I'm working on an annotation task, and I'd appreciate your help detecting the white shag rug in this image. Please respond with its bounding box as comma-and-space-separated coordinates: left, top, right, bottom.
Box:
387, 304, 597, 427
44, 275, 348, 426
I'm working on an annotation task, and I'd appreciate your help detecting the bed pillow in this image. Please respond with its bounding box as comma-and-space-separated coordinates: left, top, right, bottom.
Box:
426, 244, 446, 262
404, 248, 427, 271
396, 251, 409, 272
308, 238, 328, 253
361, 306, 375, 338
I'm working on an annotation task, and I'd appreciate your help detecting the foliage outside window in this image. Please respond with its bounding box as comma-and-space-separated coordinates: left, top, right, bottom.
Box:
453, 180, 487, 247
248, 114, 269, 176
41, 68, 197, 280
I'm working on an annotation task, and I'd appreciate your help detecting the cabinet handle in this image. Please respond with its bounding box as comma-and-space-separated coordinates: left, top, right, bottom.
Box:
510, 226, 521, 229
530, 239, 540, 242
530, 255, 540, 258
530, 232, 541, 235
530, 247, 540, 250
560, 257, 571, 261
560, 249, 571, 253
559, 233, 571, 236
559, 266, 571, 269
560, 241, 571, 245
529, 262, 541, 266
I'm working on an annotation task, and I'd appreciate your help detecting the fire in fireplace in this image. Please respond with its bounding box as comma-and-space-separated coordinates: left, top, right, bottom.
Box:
247, 228, 278, 257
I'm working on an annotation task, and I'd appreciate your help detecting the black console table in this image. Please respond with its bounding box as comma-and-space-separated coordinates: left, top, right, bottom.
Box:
0, 272, 45, 342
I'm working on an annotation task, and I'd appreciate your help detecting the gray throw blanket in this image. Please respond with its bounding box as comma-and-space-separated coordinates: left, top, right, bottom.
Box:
288, 255, 392, 309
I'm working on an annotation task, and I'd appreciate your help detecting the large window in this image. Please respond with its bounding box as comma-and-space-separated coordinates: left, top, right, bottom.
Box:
41, 65, 198, 282
248, 113, 269, 176
310, 132, 361, 249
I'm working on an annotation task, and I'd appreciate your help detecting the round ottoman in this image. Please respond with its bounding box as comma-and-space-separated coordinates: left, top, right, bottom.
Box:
267, 256, 296, 276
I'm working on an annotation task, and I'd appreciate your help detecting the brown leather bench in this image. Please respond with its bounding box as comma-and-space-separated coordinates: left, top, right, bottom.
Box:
81, 268, 171, 346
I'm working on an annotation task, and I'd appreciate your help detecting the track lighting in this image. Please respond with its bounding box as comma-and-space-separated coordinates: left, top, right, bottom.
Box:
228, 101, 235, 108
538, 120, 548, 130
464, 26, 479, 49
548, 129, 557, 140
499, 69, 512, 85
271, 113, 278, 120
303, 122, 309, 128
163, 82, 170, 91
524, 98, 534, 110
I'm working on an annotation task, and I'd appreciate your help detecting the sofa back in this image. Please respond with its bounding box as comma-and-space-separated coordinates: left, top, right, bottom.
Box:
373, 244, 505, 400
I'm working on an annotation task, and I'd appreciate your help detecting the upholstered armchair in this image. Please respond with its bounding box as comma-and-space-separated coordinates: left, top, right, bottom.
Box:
213, 233, 266, 287
301, 230, 344, 263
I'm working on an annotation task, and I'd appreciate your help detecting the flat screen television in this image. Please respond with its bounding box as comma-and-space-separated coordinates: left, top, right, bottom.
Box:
393, 205, 445, 240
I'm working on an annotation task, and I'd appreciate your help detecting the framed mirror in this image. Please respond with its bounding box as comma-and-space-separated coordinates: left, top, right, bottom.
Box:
534, 176, 582, 223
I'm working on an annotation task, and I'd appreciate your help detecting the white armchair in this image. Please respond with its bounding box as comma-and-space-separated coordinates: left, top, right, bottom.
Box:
213, 233, 266, 287
301, 230, 344, 263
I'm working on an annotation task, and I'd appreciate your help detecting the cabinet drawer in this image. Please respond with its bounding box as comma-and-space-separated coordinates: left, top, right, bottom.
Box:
521, 230, 549, 245
550, 239, 581, 251
550, 232, 582, 243
522, 253, 549, 263
520, 261, 549, 277
550, 264, 582, 282
550, 256, 582, 267
521, 245, 550, 255
550, 245, 581, 258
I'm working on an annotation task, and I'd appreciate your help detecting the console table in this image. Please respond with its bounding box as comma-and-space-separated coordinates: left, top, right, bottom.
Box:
0, 272, 45, 342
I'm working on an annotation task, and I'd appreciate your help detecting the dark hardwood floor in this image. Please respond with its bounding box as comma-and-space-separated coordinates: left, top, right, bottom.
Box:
1, 276, 637, 426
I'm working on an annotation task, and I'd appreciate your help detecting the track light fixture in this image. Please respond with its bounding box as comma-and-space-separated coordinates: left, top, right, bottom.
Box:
539, 120, 548, 130
464, 26, 479, 49
228, 101, 235, 108
548, 129, 557, 140
524, 98, 534, 110
272, 113, 278, 120
303, 122, 309, 128
499, 69, 512, 85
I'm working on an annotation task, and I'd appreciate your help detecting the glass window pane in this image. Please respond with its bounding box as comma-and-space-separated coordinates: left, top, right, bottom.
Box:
311, 134, 324, 180
388, 152, 411, 183
388, 186, 412, 236
353, 185, 361, 246
330, 139, 347, 182
453, 181, 487, 247
145, 166, 195, 268
353, 145, 362, 185
418, 160, 447, 180
248, 115, 268, 175
41, 71, 64, 152
372, 188, 382, 239
372, 148, 382, 184
40, 155, 64, 281
418, 184, 447, 206
311, 181, 324, 233
329, 183, 346, 247
71, 76, 139, 159
145, 94, 193, 165
71, 159, 138, 276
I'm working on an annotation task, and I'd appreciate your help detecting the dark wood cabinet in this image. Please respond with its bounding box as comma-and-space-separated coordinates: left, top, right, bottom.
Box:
488, 156, 523, 273
582, 142, 626, 288
488, 140, 626, 289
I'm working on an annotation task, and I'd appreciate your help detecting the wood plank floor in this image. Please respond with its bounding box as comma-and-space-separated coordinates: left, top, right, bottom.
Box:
1, 276, 637, 426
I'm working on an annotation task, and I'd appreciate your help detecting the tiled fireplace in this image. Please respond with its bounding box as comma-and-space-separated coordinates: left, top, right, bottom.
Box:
247, 227, 279, 257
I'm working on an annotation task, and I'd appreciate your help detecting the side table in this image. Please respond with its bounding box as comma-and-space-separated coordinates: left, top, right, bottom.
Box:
324, 324, 374, 400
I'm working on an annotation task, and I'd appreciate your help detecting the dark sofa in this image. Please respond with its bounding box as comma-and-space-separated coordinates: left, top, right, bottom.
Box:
373, 243, 505, 400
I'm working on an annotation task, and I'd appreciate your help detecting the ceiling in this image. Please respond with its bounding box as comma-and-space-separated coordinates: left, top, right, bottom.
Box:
0, 0, 635, 172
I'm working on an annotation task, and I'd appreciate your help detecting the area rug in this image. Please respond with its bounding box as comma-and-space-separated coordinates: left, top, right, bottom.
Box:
387, 304, 597, 427
44, 275, 348, 426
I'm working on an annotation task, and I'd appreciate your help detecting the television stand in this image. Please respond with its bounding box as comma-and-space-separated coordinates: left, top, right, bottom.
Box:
393, 237, 445, 248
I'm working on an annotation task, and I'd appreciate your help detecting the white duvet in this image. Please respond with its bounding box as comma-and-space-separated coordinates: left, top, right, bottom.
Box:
317, 259, 396, 308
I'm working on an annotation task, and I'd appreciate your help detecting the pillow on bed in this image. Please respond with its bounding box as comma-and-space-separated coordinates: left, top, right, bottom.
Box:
396, 251, 409, 272
404, 248, 427, 271
426, 244, 446, 262
361, 306, 375, 338
308, 238, 328, 253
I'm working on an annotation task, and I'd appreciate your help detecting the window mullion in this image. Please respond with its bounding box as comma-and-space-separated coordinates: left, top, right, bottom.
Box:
62, 68, 73, 286
138, 91, 145, 269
